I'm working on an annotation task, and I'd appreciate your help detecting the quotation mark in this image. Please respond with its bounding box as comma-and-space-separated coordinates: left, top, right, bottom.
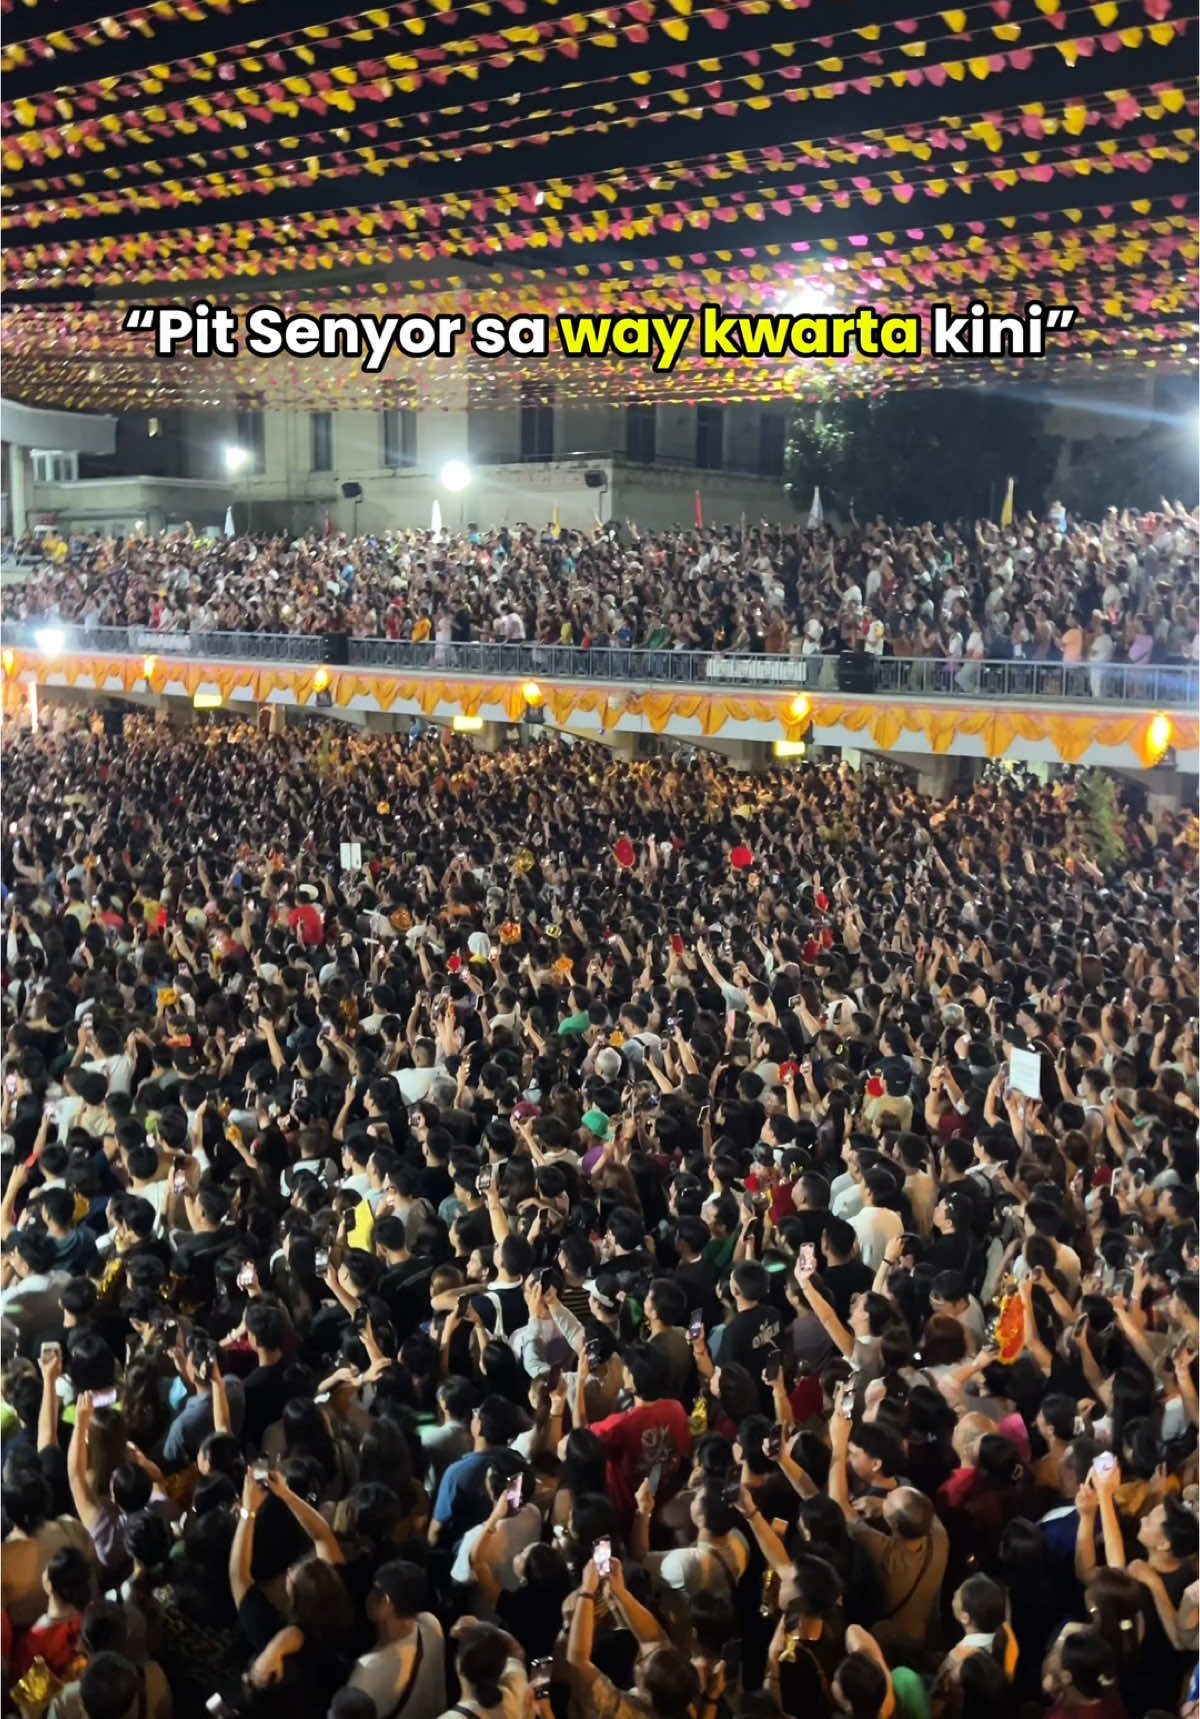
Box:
122, 307, 155, 331
1046, 306, 1076, 331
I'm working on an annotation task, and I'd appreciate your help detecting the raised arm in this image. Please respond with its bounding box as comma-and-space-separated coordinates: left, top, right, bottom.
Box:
38, 1345, 62, 1452
565, 1561, 604, 1699
264, 1469, 344, 1563
230, 1470, 267, 1608
66, 1393, 102, 1531
735, 1485, 791, 1578
607, 1557, 667, 1648
796, 1262, 854, 1359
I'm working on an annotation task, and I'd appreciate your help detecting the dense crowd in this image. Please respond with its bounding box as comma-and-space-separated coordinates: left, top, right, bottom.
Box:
1, 709, 1198, 1719
7, 503, 1199, 679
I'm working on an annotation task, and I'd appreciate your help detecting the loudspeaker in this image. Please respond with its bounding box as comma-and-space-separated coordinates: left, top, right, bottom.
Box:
341, 481, 363, 500
584, 469, 608, 490
837, 652, 875, 694
322, 632, 350, 666
102, 707, 124, 737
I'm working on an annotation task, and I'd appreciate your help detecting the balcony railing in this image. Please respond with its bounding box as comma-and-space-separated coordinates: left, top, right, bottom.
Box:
3, 622, 1196, 707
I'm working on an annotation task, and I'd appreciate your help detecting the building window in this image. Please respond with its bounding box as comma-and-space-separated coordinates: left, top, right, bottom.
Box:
759, 409, 786, 478
310, 411, 332, 472
382, 408, 417, 469
626, 404, 656, 463
520, 387, 555, 462
31, 450, 78, 483
696, 405, 724, 470
235, 408, 266, 474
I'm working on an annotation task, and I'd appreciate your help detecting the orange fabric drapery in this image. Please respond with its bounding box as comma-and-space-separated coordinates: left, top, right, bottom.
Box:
8, 652, 1194, 769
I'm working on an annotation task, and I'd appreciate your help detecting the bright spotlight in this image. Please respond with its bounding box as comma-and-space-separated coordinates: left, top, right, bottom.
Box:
142, 656, 157, 677
784, 280, 833, 315
34, 627, 65, 658
789, 694, 811, 721
521, 680, 542, 705
224, 445, 249, 473
313, 666, 331, 693
1147, 713, 1173, 760
452, 714, 485, 732
440, 460, 471, 492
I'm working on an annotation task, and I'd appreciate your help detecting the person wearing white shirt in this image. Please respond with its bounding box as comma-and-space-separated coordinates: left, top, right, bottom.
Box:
450, 1470, 541, 1591
348, 1561, 446, 1719
850, 1172, 905, 1269
394, 1041, 440, 1108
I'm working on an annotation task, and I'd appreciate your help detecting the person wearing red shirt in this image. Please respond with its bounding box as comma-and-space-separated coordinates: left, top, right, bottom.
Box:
287, 885, 325, 948
579, 1343, 691, 1522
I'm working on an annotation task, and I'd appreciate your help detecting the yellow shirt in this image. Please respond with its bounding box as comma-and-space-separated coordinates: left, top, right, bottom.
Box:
348, 1197, 374, 1254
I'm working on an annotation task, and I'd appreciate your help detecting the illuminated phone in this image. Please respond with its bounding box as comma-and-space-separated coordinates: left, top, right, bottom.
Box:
688, 1310, 704, 1342
530, 1658, 553, 1698
592, 1536, 612, 1578
1093, 1451, 1117, 1477
799, 1242, 817, 1273
92, 1386, 118, 1409
646, 1460, 664, 1498
505, 1473, 524, 1512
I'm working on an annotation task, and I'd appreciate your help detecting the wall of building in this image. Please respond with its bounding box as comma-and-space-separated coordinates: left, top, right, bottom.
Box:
614, 464, 790, 527
25, 475, 232, 536
17, 400, 795, 537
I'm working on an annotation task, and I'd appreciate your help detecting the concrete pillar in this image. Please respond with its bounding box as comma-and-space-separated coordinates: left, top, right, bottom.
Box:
916, 756, 958, 800
469, 721, 505, 754
8, 445, 32, 537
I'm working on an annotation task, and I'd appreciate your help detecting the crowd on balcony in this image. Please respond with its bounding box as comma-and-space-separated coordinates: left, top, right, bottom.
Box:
6, 503, 1198, 685
0, 707, 1197, 1719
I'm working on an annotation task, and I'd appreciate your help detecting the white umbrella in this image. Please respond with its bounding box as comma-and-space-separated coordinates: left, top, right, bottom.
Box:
223, 504, 235, 538
807, 486, 823, 529
430, 498, 443, 534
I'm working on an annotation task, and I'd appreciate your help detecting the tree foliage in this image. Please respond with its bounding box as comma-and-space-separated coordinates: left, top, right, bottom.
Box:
785, 389, 1062, 524
1077, 768, 1128, 871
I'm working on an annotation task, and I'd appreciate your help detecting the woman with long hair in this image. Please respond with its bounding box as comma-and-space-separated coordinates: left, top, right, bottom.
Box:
440, 1619, 530, 1719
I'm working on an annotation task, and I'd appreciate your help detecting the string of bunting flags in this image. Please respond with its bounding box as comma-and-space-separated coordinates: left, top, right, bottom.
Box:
4, 85, 1195, 231
2, 0, 1193, 412
1, 2, 1189, 171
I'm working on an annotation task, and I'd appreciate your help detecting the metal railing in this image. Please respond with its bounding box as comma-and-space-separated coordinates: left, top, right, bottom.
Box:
2, 622, 1196, 706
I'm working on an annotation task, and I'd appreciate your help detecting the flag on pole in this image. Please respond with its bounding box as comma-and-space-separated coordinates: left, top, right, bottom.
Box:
223, 504, 235, 538
551, 505, 560, 539
999, 476, 1015, 527
323, 512, 333, 539
807, 486, 823, 529
694, 490, 703, 530
430, 498, 443, 535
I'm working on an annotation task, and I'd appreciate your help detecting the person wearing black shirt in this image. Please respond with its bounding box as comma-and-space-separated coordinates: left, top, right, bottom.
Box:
375, 1215, 440, 1333
718, 1261, 784, 1375
819, 1216, 874, 1325
416, 1127, 455, 1209
240, 1301, 291, 1454
670, 1217, 721, 1329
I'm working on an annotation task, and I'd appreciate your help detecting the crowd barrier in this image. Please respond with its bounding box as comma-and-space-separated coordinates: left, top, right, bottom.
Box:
4, 623, 1196, 707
